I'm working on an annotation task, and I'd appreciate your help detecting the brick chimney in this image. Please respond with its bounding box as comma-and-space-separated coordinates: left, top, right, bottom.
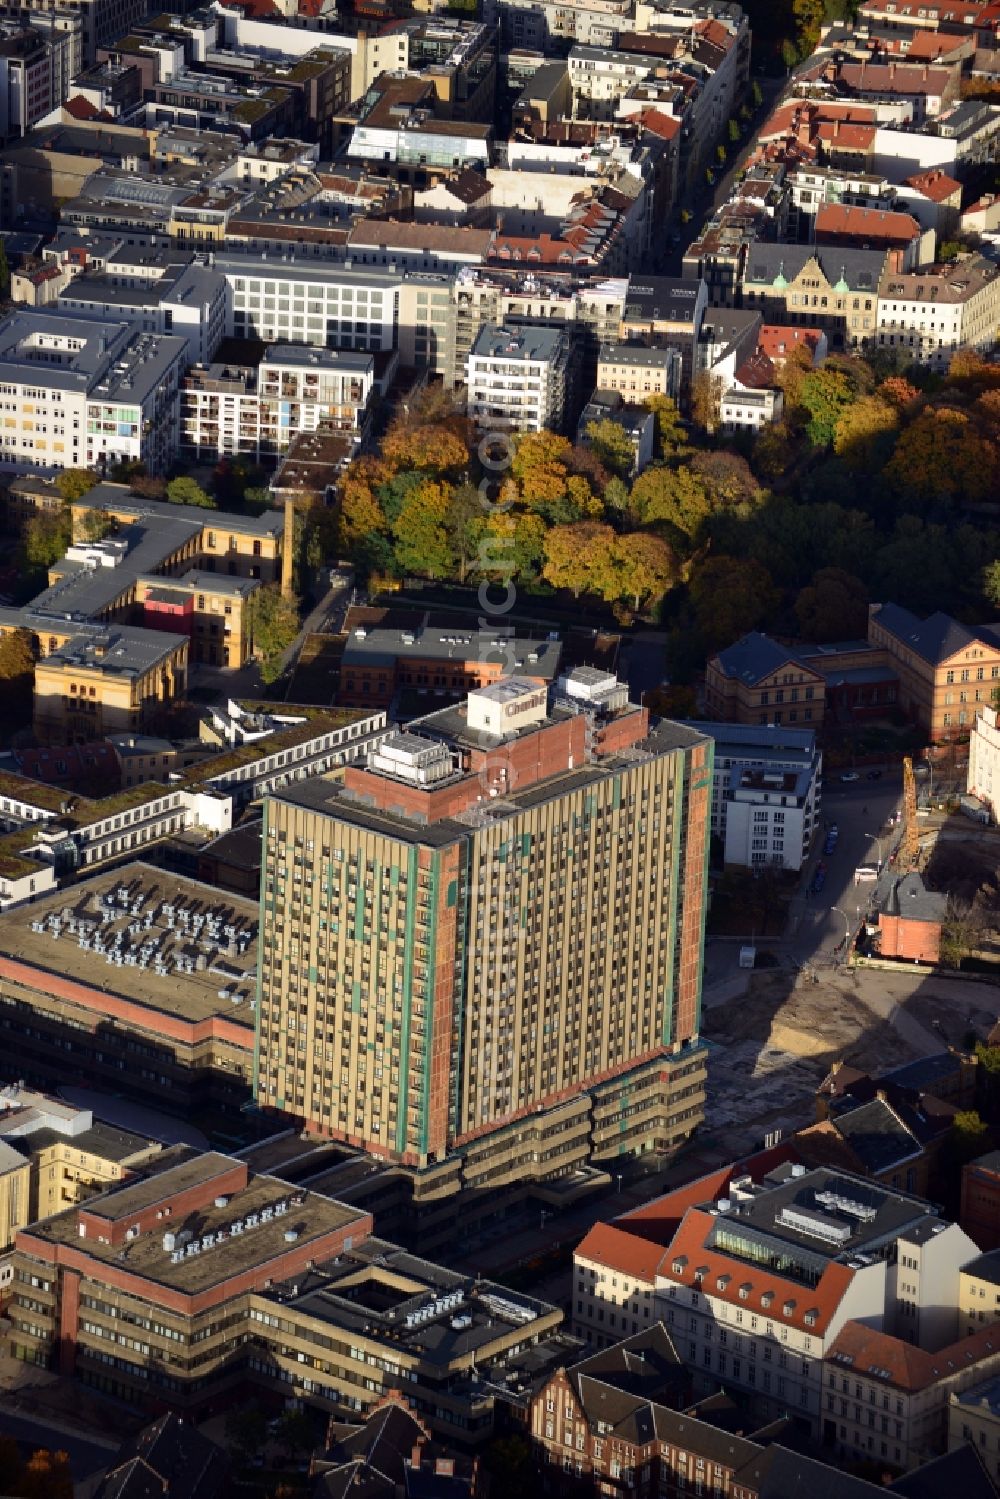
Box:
281, 496, 295, 601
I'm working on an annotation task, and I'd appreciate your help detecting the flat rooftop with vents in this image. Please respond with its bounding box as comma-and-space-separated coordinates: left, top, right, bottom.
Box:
0, 861, 259, 1028
19, 1145, 370, 1299
270, 1236, 562, 1369
701, 1165, 942, 1282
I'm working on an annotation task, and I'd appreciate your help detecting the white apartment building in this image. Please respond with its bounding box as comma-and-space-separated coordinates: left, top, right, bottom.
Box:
55, 260, 226, 365
181, 347, 375, 462
568, 46, 657, 119
0, 311, 186, 474
575, 1162, 982, 1442
683, 721, 821, 871
827, 1319, 1000, 1471
877, 254, 1000, 369
466, 323, 570, 432
484, 0, 630, 52
719, 383, 783, 434
597, 342, 683, 401
213, 255, 400, 353
968, 705, 1000, 825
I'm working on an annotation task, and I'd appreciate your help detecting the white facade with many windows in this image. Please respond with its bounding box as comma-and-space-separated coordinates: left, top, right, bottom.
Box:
466, 323, 569, 432
0, 311, 186, 473
876, 255, 1000, 370
215, 256, 399, 352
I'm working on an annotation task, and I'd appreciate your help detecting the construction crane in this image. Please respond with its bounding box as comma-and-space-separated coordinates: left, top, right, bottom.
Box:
900, 755, 919, 871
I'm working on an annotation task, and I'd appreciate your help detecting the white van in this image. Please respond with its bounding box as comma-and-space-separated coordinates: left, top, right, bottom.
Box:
854, 866, 878, 882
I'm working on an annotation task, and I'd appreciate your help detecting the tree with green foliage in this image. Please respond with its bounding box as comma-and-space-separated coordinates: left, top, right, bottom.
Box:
542, 521, 616, 598
832, 394, 900, 474
607, 531, 678, 612
166, 476, 215, 508
274, 1408, 314, 1463
225, 1403, 268, 1464
728, 116, 741, 141
798, 367, 858, 448
23, 508, 71, 568
643, 394, 689, 461
631, 464, 711, 544
56, 468, 98, 503
80, 508, 115, 541
584, 418, 635, 479
249, 585, 300, 685
443, 480, 483, 584
949, 1110, 991, 1168
244, 486, 274, 515
751, 79, 763, 106
794, 567, 868, 642
391, 481, 458, 580
0, 627, 35, 719
483, 1435, 533, 1491
688, 555, 780, 654
884, 407, 997, 508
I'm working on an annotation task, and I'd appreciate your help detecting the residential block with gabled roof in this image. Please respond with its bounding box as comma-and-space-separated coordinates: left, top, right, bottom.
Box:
704, 633, 826, 727
741, 245, 887, 351
868, 602, 1000, 739
574, 1158, 982, 1447
529, 1320, 993, 1493
825, 1319, 1000, 1470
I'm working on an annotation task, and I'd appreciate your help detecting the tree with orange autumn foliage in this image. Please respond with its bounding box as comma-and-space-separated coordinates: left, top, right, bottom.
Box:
884, 407, 998, 507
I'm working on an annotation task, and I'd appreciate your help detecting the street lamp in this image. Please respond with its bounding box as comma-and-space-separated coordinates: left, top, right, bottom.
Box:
831, 905, 852, 958
866, 831, 884, 869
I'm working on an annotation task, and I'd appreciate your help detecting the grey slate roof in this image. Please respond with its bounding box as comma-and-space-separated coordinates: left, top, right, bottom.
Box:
962, 1250, 1000, 1288
882, 872, 948, 925
871, 602, 985, 665
712, 632, 817, 686
829, 1097, 921, 1175
743, 244, 888, 292
889, 1443, 997, 1499
96, 1411, 228, 1499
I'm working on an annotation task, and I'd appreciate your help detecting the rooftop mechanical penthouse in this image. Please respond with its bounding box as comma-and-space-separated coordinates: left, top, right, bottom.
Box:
257, 669, 712, 1199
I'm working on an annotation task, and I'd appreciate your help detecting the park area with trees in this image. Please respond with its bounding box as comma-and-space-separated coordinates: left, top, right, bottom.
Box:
335, 352, 1000, 683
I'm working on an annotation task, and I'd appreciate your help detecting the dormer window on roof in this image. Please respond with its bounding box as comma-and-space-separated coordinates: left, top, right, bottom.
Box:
717, 1274, 731, 1291
672, 1256, 688, 1274
783, 1299, 796, 1317
805, 1309, 819, 1327
761, 1291, 774, 1307
739, 1283, 752, 1300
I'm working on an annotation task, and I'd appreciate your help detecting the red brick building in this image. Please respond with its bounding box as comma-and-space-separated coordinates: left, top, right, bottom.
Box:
962, 1151, 1000, 1252
877, 872, 947, 964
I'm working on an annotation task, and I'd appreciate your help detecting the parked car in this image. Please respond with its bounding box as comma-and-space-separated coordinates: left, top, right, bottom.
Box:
840, 771, 859, 783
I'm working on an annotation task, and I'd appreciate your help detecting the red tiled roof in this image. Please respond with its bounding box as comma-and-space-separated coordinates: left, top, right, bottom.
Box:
828, 1320, 1000, 1391
816, 122, 878, 149
759, 100, 877, 141
64, 95, 100, 120
758, 325, 824, 362
801, 58, 955, 94
661, 1207, 858, 1336
635, 109, 682, 140
816, 202, 922, 244
694, 17, 735, 50
903, 168, 962, 200
734, 350, 777, 390
576, 1222, 666, 1281
906, 27, 972, 55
